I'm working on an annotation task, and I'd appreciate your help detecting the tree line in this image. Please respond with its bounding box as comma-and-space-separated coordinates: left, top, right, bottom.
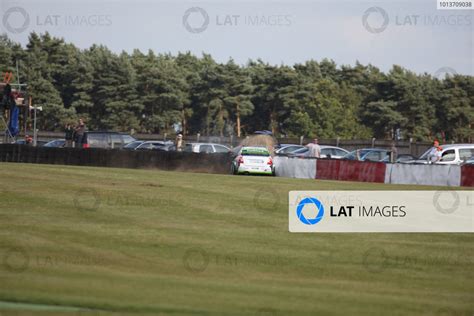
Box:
0, 32, 472, 141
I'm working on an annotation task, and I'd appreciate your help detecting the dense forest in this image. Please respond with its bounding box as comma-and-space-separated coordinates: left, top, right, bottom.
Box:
0, 32, 473, 141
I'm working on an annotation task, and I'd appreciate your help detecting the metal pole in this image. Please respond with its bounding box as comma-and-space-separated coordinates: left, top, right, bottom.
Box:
16, 60, 21, 92
33, 104, 37, 146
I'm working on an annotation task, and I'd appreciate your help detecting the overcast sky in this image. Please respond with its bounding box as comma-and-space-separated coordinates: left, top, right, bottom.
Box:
1, 0, 472, 76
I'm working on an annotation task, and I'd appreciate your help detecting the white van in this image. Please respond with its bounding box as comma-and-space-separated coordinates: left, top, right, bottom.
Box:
417, 144, 474, 165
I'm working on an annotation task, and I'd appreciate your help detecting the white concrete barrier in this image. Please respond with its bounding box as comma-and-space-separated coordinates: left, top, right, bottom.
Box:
385, 163, 461, 187
274, 157, 316, 179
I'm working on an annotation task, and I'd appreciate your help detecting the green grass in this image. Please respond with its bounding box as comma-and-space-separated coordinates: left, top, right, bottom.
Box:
0, 163, 472, 316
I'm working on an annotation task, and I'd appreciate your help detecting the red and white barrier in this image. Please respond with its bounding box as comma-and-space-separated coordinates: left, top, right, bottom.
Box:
461, 165, 474, 187
316, 159, 386, 183
274, 157, 473, 187
274, 157, 316, 179
385, 164, 461, 186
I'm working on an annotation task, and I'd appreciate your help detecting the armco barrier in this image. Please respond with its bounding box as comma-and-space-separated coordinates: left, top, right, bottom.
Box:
461, 165, 474, 187
0, 144, 232, 174
316, 159, 386, 183
385, 163, 461, 187
274, 157, 316, 179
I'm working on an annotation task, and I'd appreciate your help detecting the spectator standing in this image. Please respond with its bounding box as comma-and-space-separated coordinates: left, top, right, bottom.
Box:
25, 135, 33, 146
427, 140, 443, 163
74, 118, 86, 148
65, 123, 74, 148
306, 138, 321, 158
390, 141, 398, 163
175, 134, 183, 152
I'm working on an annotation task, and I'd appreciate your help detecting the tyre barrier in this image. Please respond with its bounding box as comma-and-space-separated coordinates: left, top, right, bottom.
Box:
0, 144, 233, 174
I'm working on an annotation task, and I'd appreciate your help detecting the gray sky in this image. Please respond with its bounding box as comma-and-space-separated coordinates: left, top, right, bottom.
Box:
1, 0, 473, 75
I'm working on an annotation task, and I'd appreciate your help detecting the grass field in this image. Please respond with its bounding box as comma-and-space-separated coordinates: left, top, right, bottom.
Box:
0, 163, 472, 316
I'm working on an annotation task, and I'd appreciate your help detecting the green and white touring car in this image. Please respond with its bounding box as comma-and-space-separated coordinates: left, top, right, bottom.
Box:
231, 146, 275, 176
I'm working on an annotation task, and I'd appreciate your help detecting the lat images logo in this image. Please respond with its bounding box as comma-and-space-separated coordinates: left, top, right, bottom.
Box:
289, 191, 472, 233
296, 197, 324, 225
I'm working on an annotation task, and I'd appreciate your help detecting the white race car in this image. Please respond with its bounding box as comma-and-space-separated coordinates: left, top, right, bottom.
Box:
231, 147, 275, 176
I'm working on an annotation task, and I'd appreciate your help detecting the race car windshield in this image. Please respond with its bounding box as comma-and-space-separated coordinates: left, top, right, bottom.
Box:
241, 149, 270, 156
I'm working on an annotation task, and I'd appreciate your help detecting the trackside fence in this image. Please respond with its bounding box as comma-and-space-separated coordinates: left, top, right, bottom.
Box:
0, 144, 232, 174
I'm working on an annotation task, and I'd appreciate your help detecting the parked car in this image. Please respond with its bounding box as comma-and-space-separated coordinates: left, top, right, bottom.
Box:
462, 158, 474, 165
342, 148, 391, 162
123, 140, 144, 150
231, 146, 275, 176
184, 143, 231, 154
154, 143, 176, 152
288, 146, 349, 159
381, 153, 417, 163
414, 144, 474, 165
43, 139, 66, 148
275, 145, 305, 155
14, 139, 48, 146
82, 131, 136, 149
254, 130, 273, 136
124, 140, 174, 151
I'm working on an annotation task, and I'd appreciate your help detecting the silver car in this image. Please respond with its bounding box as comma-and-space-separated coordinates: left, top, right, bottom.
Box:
184, 143, 231, 154
415, 144, 474, 165
275, 145, 305, 155
124, 140, 174, 151
289, 145, 349, 159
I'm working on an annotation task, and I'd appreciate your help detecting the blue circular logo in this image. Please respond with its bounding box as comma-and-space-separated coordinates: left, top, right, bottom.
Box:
296, 197, 324, 225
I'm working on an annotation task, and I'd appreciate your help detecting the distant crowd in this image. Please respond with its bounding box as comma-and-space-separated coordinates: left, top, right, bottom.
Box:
64, 118, 87, 148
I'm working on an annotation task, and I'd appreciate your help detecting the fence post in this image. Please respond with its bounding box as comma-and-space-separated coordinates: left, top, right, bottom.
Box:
336, 137, 340, 147
371, 138, 375, 148
299, 136, 304, 145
